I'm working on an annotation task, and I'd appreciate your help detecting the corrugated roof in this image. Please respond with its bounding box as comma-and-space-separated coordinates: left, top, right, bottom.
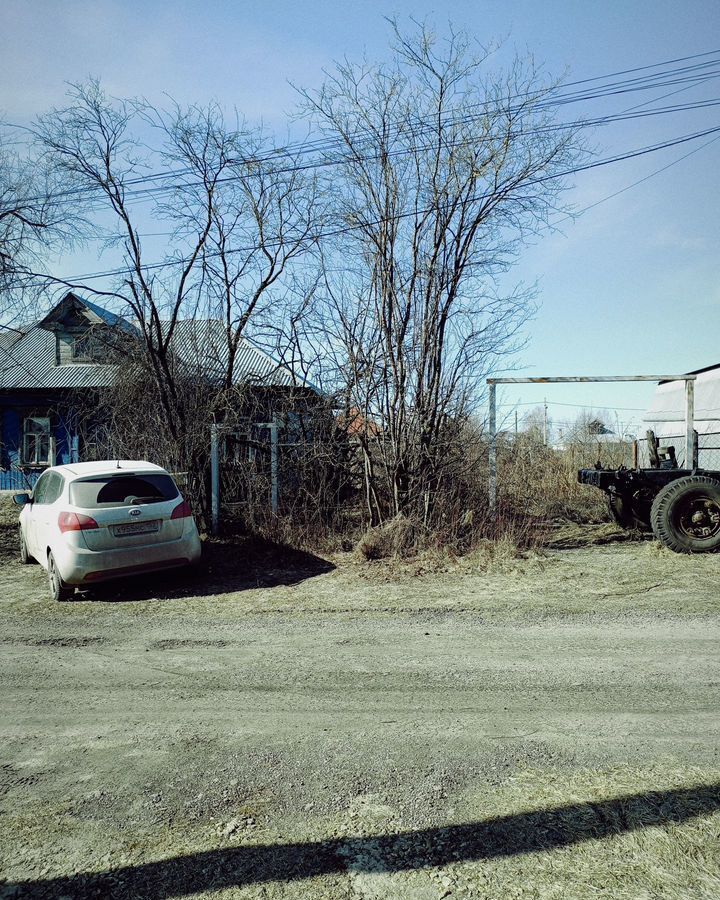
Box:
166, 319, 313, 388
0, 293, 314, 392
0, 326, 116, 390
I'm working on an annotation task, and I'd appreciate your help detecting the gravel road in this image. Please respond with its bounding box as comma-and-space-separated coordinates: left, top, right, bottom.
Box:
1, 534, 719, 899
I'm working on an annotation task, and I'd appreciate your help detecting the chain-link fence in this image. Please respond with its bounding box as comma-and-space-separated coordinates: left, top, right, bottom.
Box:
636, 430, 720, 470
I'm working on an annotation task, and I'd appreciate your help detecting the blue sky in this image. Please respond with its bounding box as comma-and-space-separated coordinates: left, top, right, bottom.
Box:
2, 0, 720, 432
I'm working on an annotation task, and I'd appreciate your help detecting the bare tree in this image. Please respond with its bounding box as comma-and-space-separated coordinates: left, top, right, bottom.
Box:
34, 83, 320, 519
297, 21, 583, 526
0, 127, 70, 318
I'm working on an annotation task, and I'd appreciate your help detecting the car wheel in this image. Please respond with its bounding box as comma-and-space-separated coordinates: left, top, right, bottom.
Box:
19, 528, 32, 564
48, 551, 74, 602
650, 475, 720, 553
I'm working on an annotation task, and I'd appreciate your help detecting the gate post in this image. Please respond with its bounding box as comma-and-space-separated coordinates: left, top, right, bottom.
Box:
269, 421, 279, 515
210, 423, 220, 535
685, 378, 695, 469
488, 381, 497, 511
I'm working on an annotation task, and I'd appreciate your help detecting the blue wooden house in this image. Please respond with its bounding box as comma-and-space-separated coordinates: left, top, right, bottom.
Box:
0, 293, 123, 489
0, 292, 314, 491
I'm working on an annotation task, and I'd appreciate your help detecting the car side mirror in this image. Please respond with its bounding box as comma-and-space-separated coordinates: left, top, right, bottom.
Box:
12, 493, 31, 506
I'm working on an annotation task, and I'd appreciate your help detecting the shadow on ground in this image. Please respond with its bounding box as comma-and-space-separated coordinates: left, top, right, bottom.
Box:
85, 536, 336, 602
3, 782, 719, 899
0, 524, 335, 602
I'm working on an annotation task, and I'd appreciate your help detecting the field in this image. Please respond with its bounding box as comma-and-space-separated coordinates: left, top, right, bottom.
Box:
1, 496, 719, 899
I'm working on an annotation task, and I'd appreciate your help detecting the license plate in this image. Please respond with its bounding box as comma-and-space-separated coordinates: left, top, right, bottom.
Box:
112, 520, 161, 537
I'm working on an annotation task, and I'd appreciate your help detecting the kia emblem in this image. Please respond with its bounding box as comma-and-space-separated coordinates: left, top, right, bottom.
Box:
129, 508, 142, 517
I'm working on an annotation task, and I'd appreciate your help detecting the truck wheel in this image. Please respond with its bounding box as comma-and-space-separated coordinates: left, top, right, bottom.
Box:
650, 476, 720, 553
608, 492, 651, 531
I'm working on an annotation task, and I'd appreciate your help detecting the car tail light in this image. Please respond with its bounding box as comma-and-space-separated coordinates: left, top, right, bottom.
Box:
171, 498, 192, 520
58, 511, 99, 533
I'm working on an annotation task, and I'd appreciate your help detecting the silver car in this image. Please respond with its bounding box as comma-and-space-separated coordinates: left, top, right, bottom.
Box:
14, 460, 202, 601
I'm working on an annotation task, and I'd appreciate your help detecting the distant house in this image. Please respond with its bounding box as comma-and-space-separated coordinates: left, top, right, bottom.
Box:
0, 292, 317, 489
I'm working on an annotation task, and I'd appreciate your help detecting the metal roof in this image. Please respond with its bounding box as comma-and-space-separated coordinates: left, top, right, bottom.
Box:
167, 319, 306, 388
0, 326, 116, 390
0, 293, 314, 392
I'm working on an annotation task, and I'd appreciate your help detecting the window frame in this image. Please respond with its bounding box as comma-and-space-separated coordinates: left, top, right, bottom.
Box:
22, 416, 53, 467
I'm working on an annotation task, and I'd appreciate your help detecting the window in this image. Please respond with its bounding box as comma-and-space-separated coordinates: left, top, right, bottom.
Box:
72, 332, 103, 362
22, 417, 52, 466
32, 471, 51, 504
34, 471, 64, 505
56, 329, 105, 365
69, 474, 179, 508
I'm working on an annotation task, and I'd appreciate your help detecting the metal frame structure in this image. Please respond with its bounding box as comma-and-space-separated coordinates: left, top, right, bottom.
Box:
210, 420, 279, 534
486, 375, 698, 509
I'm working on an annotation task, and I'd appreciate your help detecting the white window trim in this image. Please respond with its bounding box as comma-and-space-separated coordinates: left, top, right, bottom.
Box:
22, 417, 55, 467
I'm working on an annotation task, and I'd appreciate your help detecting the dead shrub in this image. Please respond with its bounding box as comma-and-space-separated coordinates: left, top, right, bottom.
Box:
356, 514, 425, 560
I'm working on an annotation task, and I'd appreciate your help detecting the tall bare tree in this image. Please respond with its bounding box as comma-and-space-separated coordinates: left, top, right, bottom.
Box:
35, 83, 320, 517
0, 127, 69, 318
299, 21, 584, 525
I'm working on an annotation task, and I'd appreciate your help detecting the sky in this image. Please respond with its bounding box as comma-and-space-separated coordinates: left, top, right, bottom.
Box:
2, 0, 720, 436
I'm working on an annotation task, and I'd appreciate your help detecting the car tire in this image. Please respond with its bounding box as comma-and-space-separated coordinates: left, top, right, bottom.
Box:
19, 528, 32, 564
650, 475, 720, 553
48, 551, 74, 602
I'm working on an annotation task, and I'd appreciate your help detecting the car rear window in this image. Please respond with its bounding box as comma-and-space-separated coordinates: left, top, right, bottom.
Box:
69, 474, 179, 508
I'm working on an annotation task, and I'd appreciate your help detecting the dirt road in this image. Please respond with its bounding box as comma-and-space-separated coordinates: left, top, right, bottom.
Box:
1, 535, 719, 899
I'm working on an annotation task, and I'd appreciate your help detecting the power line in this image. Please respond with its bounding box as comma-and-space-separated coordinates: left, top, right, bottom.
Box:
52, 121, 720, 285
9, 50, 720, 208
498, 400, 646, 411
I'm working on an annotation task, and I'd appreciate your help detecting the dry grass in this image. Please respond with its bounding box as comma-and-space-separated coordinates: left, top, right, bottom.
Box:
442, 763, 720, 899
0, 491, 19, 527
497, 434, 631, 525
356, 514, 426, 560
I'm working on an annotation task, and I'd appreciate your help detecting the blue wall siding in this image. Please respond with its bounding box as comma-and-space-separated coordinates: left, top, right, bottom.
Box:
0, 470, 40, 490
1, 408, 20, 468
1, 403, 78, 487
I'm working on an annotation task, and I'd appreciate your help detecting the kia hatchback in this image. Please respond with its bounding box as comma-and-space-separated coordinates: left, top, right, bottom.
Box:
14, 461, 202, 601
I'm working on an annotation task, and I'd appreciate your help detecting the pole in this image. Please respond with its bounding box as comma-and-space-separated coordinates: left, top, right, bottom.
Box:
210, 423, 220, 535
685, 378, 695, 469
488, 382, 497, 511
269, 421, 279, 515
543, 398, 548, 446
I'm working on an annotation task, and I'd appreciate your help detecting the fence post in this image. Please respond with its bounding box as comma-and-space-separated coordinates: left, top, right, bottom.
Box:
269, 421, 279, 515
488, 381, 497, 510
210, 423, 220, 535
685, 378, 695, 469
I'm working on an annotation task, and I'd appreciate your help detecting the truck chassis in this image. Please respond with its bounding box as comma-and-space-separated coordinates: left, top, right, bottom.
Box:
578, 464, 720, 553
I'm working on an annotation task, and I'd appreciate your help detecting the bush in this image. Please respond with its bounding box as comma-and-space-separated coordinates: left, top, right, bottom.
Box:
356, 514, 425, 560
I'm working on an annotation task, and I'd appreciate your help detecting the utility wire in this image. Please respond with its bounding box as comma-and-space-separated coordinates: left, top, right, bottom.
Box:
53, 121, 720, 285
9, 51, 720, 208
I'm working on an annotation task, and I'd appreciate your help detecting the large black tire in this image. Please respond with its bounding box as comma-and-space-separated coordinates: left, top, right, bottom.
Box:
47, 551, 74, 602
650, 475, 720, 553
608, 491, 652, 532
19, 528, 32, 564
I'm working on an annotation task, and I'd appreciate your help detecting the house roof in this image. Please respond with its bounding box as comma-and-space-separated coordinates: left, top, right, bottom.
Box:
167, 319, 309, 389
0, 292, 313, 392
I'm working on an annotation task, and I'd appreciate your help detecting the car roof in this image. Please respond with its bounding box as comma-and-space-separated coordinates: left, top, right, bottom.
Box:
49, 460, 169, 480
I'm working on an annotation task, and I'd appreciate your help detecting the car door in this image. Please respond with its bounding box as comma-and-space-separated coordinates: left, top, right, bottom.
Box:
28, 472, 62, 564
25, 472, 49, 559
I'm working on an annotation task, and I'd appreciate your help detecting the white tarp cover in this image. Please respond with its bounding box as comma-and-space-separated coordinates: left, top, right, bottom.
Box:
640, 365, 720, 467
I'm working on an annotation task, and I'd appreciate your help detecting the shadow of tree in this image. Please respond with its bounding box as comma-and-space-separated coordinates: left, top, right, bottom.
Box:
5, 781, 719, 898
82, 536, 336, 603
